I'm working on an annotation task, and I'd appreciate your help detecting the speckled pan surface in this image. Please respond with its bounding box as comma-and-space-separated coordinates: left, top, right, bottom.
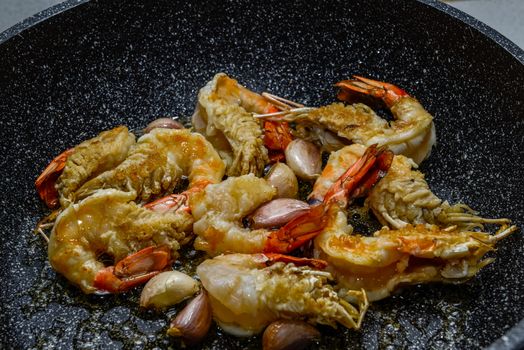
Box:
0, 0, 523, 349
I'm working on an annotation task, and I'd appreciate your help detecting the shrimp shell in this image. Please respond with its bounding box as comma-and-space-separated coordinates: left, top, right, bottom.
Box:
314, 208, 517, 301
48, 189, 192, 293
75, 128, 225, 203
197, 253, 368, 336
190, 174, 277, 255
56, 126, 135, 207
310, 144, 511, 231
293, 99, 436, 165
192, 73, 269, 176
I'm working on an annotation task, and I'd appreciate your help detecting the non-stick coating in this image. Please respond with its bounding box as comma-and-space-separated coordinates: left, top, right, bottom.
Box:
0, 0, 523, 349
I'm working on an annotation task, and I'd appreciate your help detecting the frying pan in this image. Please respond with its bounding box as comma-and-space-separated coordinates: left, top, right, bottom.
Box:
0, 0, 522, 348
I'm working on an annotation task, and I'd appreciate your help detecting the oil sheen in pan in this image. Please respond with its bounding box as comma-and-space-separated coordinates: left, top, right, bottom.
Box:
25, 136, 472, 349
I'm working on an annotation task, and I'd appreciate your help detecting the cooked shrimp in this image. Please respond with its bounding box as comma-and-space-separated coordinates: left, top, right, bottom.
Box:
309, 144, 374, 204
310, 143, 511, 231
256, 76, 436, 164
192, 73, 273, 176
314, 208, 517, 301
48, 189, 193, 294
74, 128, 225, 203
197, 253, 368, 336
191, 174, 327, 255
367, 154, 512, 230
190, 146, 391, 256
35, 126, 135, 208
190, 174, 277, 255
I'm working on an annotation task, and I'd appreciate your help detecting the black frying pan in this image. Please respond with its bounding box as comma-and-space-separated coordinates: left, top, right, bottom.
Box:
0, 0, 523, 349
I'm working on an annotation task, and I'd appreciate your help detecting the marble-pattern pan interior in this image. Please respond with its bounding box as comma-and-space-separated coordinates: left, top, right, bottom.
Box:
0, 0, 523, 349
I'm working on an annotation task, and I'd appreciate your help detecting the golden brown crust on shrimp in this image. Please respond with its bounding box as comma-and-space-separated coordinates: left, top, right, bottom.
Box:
197, 253, 368, 336
314, 209, 517, 301
192, 73, 269, 176
310, 144, 511, 231
296, 102, 385, 143
56, 126, 136, 207
74, 128, 225, 203
48, 189, 192, 294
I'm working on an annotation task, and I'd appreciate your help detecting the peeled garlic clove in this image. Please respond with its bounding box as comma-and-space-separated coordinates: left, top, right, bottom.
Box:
144, 118, 184, 133
263, 320, 320, 350
167, 290, 212, 345
284, 139, 322, 181
140, 271, 199, 309
265, 163, 299, 199
250, 198, 310, 229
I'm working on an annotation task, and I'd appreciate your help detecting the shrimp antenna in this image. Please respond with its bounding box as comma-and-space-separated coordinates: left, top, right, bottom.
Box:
262, 92, 305, 110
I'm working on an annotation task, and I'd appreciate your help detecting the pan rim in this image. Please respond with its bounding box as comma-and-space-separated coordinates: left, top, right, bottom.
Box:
1, 0, 522, 62
418, 0, 523, 63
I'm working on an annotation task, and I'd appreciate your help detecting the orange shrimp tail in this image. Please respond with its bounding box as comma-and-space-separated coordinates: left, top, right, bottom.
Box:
93, 267, 162, 294
264, 145, 393, 254
345, 146, 394, 200
34, 148, 74, 208
93, 246, 172, 293
259, 253, 328, 269
336, 75, 409, 108
264, 203, 328, 254
324, 144, 393, 207
355, 145, 392, 199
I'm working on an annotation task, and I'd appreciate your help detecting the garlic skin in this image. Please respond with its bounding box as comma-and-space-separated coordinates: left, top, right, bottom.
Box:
167, 290, 212, 345
265, 163, 299, 199
140, 271, 199, 309
284, 139, 322, 181
144, 118, 184, 133
250, 198, 310, 229
262, 320, 320, 350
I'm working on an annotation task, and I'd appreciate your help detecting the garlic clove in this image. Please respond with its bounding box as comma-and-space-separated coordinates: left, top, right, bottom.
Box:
265, 163, 299, 199
250, 198, 310, 229
284, 139, 322, 181
140, 271, 199, 309
144, 118, 184, 133
262, 319, 320, 350
167, 290, 212, 345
